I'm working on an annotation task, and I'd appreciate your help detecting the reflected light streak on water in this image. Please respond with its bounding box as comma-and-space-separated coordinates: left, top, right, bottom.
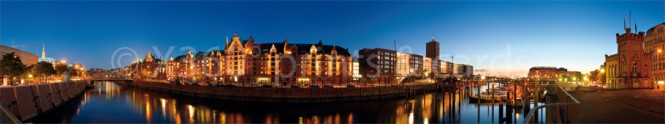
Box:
29, 81, 544, 123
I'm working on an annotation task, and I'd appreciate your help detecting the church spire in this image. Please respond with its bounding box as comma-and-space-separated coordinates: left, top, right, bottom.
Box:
41, 42, 46, 59
225, 36, 229, 50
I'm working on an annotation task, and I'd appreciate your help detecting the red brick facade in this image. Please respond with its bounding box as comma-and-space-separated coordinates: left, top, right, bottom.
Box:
604, 27, 653, 89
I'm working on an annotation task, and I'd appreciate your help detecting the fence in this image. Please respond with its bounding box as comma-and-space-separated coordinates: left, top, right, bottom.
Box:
523, 84, 580, 124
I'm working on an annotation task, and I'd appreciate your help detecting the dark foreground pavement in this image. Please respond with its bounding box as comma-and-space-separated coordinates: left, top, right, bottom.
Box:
572, 89, 665, 123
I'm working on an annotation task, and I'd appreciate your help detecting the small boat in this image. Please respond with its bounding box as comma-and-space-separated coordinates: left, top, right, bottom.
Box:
469, 84, 508, 103
469, 92, 507, 103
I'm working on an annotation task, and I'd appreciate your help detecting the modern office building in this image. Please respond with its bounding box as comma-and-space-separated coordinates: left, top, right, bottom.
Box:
0, 45, 38, 65
454, 64, 474, 78
359, 48, 397, 84
352, 57, 362, 80
396, 52, 423, 82
426, 36, 439, 59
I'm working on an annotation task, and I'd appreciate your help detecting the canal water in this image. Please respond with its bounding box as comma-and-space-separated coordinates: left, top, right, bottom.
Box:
30, 81, 545, 123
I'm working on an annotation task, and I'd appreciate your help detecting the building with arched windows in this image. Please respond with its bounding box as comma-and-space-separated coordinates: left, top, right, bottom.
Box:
644, 22, 665, 88
152, 32, 353, 86
603, 22, 652, 89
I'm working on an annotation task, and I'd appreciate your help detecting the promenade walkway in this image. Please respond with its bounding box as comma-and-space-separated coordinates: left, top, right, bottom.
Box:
572, 89, 664, 123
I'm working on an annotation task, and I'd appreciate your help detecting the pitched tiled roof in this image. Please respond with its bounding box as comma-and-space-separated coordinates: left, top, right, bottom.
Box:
173, 55, 188, 61
257, 42, 351, 56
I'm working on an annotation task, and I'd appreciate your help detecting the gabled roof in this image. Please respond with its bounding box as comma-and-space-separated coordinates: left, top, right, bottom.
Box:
256, 41, 351, 56
194, 51, 206, 59
173, 55, 188, 61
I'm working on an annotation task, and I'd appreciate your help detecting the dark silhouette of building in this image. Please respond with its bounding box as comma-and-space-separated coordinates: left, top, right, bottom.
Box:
426, 36, 439, 59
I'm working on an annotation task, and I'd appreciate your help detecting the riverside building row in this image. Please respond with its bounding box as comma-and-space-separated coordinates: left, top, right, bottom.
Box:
358, 37, 473, 85
127, 32, 473, 86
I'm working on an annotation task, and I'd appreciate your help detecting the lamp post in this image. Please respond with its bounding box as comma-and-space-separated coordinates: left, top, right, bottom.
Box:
600, 68, 605, 93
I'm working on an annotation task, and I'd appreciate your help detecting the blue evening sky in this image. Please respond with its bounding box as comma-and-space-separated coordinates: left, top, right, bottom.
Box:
1, 1, 663, 76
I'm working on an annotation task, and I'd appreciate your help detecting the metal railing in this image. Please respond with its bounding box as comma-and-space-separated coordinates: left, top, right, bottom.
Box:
0, 102, 20, 124
523, 84, 580, 124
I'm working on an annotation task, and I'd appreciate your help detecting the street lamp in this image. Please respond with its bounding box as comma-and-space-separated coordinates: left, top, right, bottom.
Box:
657, 49, 662, 90
27, 74, 33, 84
600, 68, 605, 93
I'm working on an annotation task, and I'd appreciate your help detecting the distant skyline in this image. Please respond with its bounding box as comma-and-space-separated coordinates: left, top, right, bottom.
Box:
1, 1, 664, 76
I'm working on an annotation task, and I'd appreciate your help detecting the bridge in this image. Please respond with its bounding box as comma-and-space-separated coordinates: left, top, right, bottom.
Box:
89, 77, 133, 85
90, 77, 132, 81
88, 70, 133, 85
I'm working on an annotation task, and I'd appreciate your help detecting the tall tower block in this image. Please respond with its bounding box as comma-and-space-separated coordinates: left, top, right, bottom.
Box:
426, 34, 439, 59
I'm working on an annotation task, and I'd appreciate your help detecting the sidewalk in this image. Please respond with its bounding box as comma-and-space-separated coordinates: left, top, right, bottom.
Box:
572, 89, 665, 123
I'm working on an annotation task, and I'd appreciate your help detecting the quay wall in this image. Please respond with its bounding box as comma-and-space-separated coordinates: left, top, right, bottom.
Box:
0, 81, 88, 122
120, 81, 439, 103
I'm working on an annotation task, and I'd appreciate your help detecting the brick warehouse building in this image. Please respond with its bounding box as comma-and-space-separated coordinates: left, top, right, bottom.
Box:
136, 32, 354, 86
603, 22, 652, 89
359, 48, 397, 85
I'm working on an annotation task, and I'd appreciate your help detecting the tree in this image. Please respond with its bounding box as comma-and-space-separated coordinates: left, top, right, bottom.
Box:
55, 63, 68, 75
0, 52, 26, 86
33, 61, 56, 83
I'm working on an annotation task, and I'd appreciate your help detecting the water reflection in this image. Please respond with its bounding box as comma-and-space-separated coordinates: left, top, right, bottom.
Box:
30, 81, 544, 123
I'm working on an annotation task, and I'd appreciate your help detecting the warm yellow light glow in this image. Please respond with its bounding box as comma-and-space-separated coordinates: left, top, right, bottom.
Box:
658, 81, 664, 85
408, 112, 414, 124
658, 49, 662, 53
600, 68, 605, 73
187, 105, 195, 121
297, 78, 310, 82
257, 77, 269, 82
28, 74, 33, 78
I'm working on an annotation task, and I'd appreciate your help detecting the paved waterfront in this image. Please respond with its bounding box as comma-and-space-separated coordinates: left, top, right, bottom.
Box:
572, 89, 665, 123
